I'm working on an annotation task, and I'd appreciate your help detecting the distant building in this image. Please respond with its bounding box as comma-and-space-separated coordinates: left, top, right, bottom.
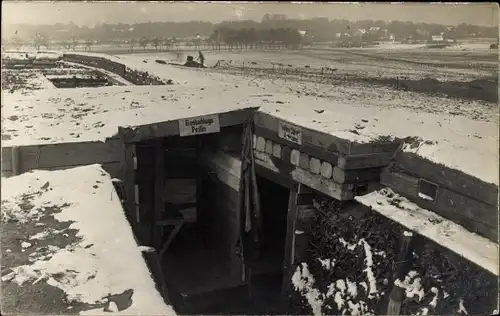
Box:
298, 30, 307, 37
431, 35, 444, 42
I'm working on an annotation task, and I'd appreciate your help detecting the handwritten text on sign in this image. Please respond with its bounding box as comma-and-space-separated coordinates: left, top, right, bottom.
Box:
278, 121, 303, 145
179, 114, 220, 137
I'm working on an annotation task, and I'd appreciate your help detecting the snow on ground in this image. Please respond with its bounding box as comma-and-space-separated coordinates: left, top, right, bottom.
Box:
259, 95, 498, 185
0, 164, 175, 315
1, 84, 264, 147
3, 54, 498, 185
355, 188, 499, 276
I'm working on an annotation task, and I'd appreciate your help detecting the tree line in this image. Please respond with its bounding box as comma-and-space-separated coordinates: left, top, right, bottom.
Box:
2, 15, 497, 48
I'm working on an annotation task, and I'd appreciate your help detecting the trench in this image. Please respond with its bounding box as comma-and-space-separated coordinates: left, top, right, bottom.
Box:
129, 128, 293, 315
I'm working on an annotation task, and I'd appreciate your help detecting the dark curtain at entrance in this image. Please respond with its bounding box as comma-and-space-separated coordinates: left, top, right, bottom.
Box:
235, 119, 262, 281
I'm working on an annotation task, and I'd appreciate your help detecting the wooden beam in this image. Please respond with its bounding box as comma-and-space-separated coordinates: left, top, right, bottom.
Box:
122, 108, 255, 143
332, 166, 382, 183
153, 139, 165, 251
11, 146, 20, 176
118, 134, 136, 232
337, 152, 393, 170
394, 151, 498, 207
254, 151, 356, 200
13, 139, 123, 172
381, 169, 498, 242
281, 186, 299, 302
387, 231, 415, 315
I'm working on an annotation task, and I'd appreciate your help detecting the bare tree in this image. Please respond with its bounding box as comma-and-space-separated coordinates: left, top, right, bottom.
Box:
129, 38, 137, 52
71, 37, 79, 51
139, 37, 149, 51
152, 37, 160, 51
61, 40, 72, 51
84, 39, 93, 51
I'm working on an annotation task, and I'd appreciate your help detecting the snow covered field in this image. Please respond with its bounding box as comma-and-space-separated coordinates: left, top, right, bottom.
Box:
3, 55, 498, 185
0, 164, 175, 315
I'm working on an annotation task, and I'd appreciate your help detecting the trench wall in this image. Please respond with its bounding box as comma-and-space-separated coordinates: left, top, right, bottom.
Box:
62, 53, 166, 85
1, 138, 124, 179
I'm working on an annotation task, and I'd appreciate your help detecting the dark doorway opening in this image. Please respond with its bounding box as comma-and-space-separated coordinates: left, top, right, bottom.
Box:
246, 174, 291, 314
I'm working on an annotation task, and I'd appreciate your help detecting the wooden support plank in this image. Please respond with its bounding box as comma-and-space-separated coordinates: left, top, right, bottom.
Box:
337, 152, 393, 170
254, 151, 356, 201
11, 147, 20, 176
153, 139, 165, 251
332, 166, 382, 183
118, 130, 136, 233
381, 169, 498, 242
18, 138, 123, 171
387, 231, 415, 315
281, 187, 299, 301
1, 147, 12, 171
394, 151, 498, 207
125, 108, 255, 142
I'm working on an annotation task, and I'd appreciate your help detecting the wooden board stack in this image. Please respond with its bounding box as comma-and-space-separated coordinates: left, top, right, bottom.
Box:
252, 112, 401, 200
381, 150, 499, 242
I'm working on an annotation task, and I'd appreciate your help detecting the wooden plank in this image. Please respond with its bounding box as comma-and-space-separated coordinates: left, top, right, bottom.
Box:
126, 108, 255, 142
381, 169, 498, 242
394, 151, 498, 207
254, 151, 356, 201
11, 147, 20, 176
1, 147, 12, 171
332, 166, 382, 183
119, 135, 136, 231
153, 140, 165, 251
355, 191, 499, 276
337, 152, 393, 170
18, 139, 123, 171
281, 187, 298, 301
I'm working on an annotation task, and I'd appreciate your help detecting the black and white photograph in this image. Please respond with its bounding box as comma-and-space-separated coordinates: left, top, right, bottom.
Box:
0, 1, 498, 315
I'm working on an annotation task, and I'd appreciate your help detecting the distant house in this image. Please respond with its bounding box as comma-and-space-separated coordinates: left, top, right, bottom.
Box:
431, 35, 444, 42
335, 33, 342, 38
353, 29, 367, 37
298, 30, 307, 37
369, 26, 381, 32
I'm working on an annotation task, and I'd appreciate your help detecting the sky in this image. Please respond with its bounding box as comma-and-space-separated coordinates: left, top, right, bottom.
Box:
2, 1, 499, 27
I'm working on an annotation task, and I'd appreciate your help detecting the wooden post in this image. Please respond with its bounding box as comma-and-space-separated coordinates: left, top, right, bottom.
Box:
153, 139, 165, 251
280, 184, 299, 304
11, 146, 20, 176
118, 127, 136, 230
387, 230, 415, 315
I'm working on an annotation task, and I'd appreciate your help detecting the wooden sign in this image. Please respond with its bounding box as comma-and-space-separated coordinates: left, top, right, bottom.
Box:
179, 114, 220, 137
278, 121, 302, 145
